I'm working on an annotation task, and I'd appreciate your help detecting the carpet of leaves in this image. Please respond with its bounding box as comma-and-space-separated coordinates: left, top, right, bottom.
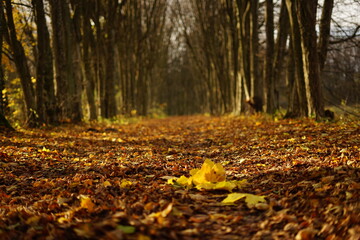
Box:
0, 116, 359, 240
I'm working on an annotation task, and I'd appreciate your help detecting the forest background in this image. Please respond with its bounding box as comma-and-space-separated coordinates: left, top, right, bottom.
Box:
0, 0, 359, 127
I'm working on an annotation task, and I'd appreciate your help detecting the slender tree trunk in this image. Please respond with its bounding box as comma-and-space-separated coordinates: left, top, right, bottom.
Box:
296, 0, 324, 118
4, 0, 37, 127
285, 0, 307, 117
236, 0, 251, 101
49, 0, 66, 120
272, 0, 289, 109
318, 0, 334, 71
224, 0, 235, 113
0, 112, 14, 131
285, 42, 300, 118
32, 0, 57, 125
49, 0, 82, 122
0, 7, 10, 128
65, 3, 82, 122
249, 0, 260, 100
0, 1, 6, 115
91, 6, 106, 118
81, 2, 97, 120
103, 1, 118, 118
225, 0, 240, 113
264, 0, 275, 113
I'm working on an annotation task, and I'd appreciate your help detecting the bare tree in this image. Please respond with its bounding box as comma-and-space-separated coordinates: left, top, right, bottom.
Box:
49, 0, 82, 122
0, 0, 6, 115
285, 0, 308, 117
32, 0, 57, 124
263, 0, 275, 113
4, 0, 37, 127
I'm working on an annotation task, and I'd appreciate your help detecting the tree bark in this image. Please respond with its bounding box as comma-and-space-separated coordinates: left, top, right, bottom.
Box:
49, 0, 82, 122
80, 2, 97, 120
103, 0, 118, 118
272, 0, 289, 109
0, 1, 6, 115
0, 112, 14, 131
4, 0, 37, 127
318, 0, 334, 71
32, 0, 57, 125
263, 0, 275, 113
236, 0, 251, 102
296, 0, 324, 118
285, 0, 308, 117
249, 0, 260, 101
224, 0, 237, 113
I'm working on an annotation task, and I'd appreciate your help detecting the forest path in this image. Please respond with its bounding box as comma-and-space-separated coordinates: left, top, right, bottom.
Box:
0, 115, 359, 239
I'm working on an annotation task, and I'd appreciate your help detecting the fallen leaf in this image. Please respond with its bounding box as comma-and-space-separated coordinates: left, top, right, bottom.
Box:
176, 175, 192, 187
189, 214, 209, 223
222, 193, 266, 208
196, 181, 236, 191
117, 225, 136, 234
79, 195, 95, 212
192, 159, 226, 184
120, 179, 132, 188
25, 216, 41, 225
149, 202, 173, 218
168, 159, 246, 191
103, 180, 112, 187
321, 175, 335, 183
295, 227, 317, 240
189, 194, 208, 201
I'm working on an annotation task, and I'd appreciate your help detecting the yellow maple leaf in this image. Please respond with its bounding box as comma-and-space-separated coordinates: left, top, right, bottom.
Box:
167, 159, 248, 192
222, 193, 266, 208
189, 168, 200, 176
192, 159, 226, 185
176, 175, 192, 187
232, 179, 248, 188
120, 179, 132, 188
213, 181, 237, 191
79, 195, 95, 212
195, 181, 236, 191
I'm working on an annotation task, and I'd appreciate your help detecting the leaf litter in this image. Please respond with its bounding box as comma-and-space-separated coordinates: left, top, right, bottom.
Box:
0, 115, 359, 239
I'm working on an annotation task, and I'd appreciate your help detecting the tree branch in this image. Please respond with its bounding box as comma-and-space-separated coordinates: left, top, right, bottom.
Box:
329, 25, 360, 44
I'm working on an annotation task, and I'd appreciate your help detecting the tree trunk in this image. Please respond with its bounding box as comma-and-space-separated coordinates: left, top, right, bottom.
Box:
81, 2, 97, 120
249, 0, 260, 101
296, 0, 324, 118
4, 0, 37, 127
263, 0, 275, 113
32, 0, 57, 125
285, 0, 308, 117
285, 42, 301, 118
272, 0, 289, 109
224, 0, 240, 114
236, 0, 251, 101
318, 0, 334, 71
0, 112, 14, 131
49, 0, 82, 122
103, 1, 118, 118
0, 1, 6, 115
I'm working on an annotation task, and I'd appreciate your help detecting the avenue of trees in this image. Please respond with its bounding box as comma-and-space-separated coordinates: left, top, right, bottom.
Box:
0, 0, 359, 128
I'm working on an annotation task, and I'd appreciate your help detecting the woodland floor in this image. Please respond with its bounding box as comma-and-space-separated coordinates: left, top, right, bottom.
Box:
0, 115, 359, 240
